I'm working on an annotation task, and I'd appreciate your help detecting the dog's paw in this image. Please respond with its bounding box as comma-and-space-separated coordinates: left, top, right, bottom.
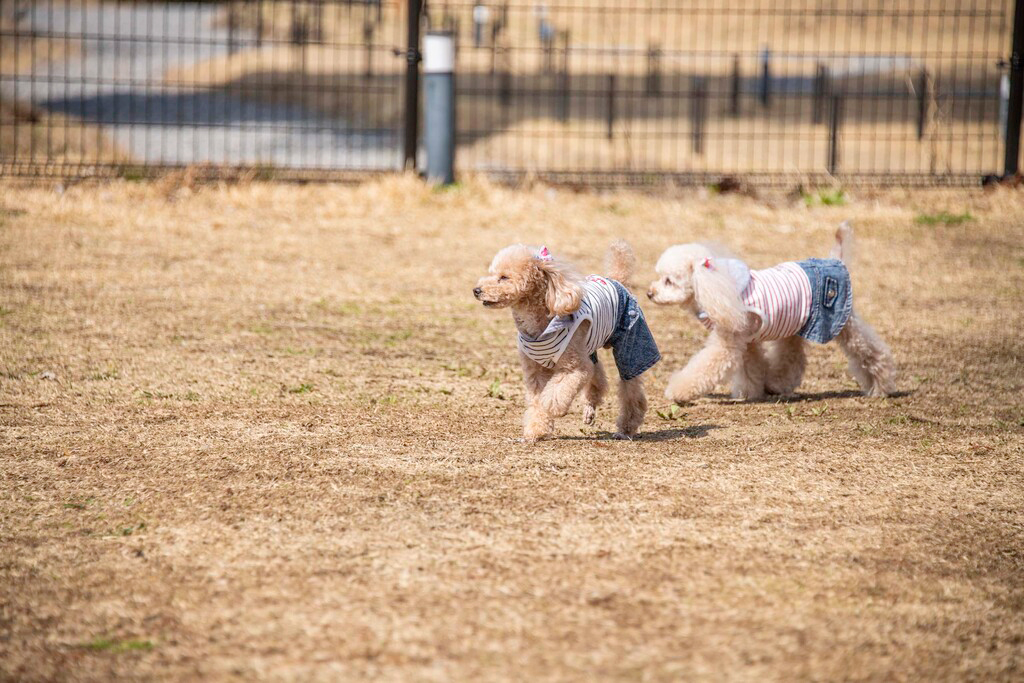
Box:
582, 405, 596, 425
522, 427, 554, 443
612, 431, 636, 441
664, 383, 699, 405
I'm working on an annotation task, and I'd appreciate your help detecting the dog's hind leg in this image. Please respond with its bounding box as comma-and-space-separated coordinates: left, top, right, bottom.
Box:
764, 336, 807, 395
615, 376, 647, 439
583, 358, 608, 425
730, 341, 768, 400
664, 332, 743, 403
836, 311, 896, 397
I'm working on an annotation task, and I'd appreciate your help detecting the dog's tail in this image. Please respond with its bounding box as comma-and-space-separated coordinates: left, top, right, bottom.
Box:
830, 220, 855, 264
604, 239, 637, 286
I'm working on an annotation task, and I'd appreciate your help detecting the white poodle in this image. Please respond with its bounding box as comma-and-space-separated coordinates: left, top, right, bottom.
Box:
646, 222, 896, 403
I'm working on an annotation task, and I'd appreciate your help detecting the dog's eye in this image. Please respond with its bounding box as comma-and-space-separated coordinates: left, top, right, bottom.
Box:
498, 275, 509, 282
663, 276, 672, 285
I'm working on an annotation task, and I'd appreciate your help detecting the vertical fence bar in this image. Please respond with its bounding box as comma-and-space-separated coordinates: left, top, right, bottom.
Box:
813, 63, 829, 124
730, 54, 741, 116
917, 68, 931, 140
559, 32, 570, 121
1005, 0, 1024, 175
760, 48, 771, 107
646, 43, 661, 96
828, 94, 843, 175
364, 20, 375, 79
403, 0, 422, 170
692, 76, 706, 155
607, 73, 615, 140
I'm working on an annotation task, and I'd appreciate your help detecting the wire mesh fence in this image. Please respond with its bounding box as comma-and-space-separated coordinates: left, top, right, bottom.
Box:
1, 0, 1019, 184
1, 0, 408, 179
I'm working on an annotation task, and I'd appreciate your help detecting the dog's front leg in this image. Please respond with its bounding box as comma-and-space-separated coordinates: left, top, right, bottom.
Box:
731, 341, 767, 400
521, 357, 554, 442
665, 332, 743, 403
536, 345, 594, 422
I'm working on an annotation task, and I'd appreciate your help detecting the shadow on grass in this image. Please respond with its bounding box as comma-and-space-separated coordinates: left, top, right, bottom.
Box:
560, 424, 722, 442
704, 389, 914, 404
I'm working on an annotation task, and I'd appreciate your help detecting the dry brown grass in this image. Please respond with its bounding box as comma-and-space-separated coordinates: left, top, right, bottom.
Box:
1, 176, 1022, 681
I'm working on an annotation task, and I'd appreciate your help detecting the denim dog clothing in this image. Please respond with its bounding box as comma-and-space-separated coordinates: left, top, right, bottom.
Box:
794, 258, 854, 344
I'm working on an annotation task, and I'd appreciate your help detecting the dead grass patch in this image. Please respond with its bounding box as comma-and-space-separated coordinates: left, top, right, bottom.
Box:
0, 177, 1022, 681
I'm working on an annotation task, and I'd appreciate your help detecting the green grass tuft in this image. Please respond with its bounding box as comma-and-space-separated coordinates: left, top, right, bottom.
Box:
915, 211, 972, 226
803, 188, 847, 207
81, 637, 154, 653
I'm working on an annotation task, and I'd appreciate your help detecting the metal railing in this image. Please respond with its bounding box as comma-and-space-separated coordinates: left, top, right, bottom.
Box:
1, 0, 1021, 185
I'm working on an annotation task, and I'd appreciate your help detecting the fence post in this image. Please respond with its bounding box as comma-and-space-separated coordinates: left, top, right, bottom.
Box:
1004, 0, 1024, 176
607, 74, 616, 140
646, 43, 661, 96
917, 67, 931, 140
364, 20, 375, 79
500, 63, 511, 106
692, 76, 706, 155
559, 31, 570, 121
403, 0, 422, 170
227, 5, 238, 54
813, 63, 829, 124
256, 1, 263, 48
828, 94, 843, 175
760, 48, 771, 107
730, 54, 741, 116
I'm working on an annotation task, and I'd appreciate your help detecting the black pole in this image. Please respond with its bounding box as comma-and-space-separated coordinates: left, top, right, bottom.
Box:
730, 54, 740, 116
1005, 0, 1024, 176
760, 49, 771, 107
917, 68, 931, 140
813, 63, 828, 125
404, 0, 422, 170
692, 76, 706, 155
828, 94, 843, 175
607, 74, 615, 140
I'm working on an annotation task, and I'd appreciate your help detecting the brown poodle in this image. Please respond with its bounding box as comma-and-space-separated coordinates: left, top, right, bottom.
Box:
474, 242, 661, 442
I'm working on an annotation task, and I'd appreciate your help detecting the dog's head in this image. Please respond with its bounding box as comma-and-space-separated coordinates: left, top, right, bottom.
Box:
646, 244, 716, 307
474, 244, 582, 316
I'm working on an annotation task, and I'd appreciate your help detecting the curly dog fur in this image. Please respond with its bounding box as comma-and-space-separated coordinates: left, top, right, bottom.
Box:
646, 223, 896, 403
474, 241, 647, 442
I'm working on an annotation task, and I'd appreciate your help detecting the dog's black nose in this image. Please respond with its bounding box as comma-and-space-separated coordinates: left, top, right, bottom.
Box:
473, 287, 482, 298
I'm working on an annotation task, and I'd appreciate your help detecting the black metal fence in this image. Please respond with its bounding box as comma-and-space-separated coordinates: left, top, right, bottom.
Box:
1, 0, 1021, 185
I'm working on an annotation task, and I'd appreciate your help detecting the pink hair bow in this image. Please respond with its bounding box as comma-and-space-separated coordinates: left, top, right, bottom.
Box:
538, 246, 553, 261
702, 258, 713, 270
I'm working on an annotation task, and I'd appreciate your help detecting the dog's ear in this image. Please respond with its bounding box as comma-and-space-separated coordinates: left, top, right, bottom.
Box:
538, 258, 582, 316
691, 257, 749, 332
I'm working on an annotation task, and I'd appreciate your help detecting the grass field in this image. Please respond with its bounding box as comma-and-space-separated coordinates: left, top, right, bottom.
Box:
1, 176, 1023, 681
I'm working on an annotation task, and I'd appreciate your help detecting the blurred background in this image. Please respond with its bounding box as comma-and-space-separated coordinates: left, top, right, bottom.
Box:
0, 0, 1016, 184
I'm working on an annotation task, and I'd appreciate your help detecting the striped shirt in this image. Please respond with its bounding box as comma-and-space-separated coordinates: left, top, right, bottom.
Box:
699, 260, 812, 342
518, 276, 620, 368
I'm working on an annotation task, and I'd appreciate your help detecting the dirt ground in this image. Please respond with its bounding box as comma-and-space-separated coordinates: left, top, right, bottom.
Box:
1, 176, 1022, 681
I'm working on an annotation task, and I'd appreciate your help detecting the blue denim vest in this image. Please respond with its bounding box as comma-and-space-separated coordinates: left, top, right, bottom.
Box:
597, 280, 661, 380
795, 258, 854, 344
